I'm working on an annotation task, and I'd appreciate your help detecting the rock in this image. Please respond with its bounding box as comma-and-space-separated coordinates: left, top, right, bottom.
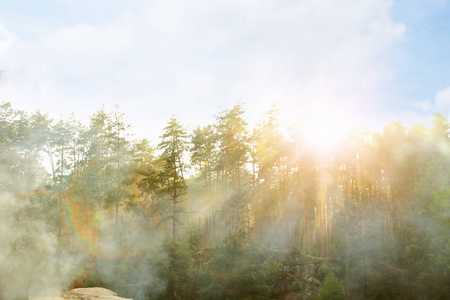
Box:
29, 298, 65, 300
62, 288, 133, 300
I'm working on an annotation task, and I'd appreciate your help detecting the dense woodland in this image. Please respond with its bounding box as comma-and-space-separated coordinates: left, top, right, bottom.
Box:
0, 101, 449, 299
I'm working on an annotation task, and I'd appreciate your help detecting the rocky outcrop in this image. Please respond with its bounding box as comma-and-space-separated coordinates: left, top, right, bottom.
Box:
62, 288, 133, 300
277, 252, 328, 300
193, 248, 329, 300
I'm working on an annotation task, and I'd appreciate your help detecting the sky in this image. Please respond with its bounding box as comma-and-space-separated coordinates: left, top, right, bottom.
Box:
1, 0, 450, 141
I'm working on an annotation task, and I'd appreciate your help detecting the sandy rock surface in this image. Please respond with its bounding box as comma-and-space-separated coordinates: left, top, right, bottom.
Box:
62, 288, 133, 300
29, 298, 65, 300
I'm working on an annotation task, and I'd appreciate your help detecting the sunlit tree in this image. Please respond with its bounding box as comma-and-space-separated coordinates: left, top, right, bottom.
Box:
158, 116, 189, 238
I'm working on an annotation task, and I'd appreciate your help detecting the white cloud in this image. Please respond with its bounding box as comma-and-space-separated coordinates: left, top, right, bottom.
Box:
0, 24, 16, 57
412, 100, 434, 112
43, 13, 135, 75
402, 86, 450, 128
434, 86, 450, 113
176, 70, 215, 100
0, 0, 407, 140
146, 0, 186, 33
395, 110, 435, 128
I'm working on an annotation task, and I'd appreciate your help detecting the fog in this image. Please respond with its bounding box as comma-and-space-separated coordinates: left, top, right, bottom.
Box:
0, 103, 448, 299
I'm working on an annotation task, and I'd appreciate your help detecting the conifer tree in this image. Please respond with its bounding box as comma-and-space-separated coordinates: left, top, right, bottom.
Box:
158, 116, 189, 238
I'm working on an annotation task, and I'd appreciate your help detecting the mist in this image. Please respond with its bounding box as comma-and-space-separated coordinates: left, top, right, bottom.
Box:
0, 102, 449, 299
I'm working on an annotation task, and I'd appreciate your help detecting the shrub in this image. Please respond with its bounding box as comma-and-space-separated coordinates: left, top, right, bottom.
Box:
317, 273, 345, 300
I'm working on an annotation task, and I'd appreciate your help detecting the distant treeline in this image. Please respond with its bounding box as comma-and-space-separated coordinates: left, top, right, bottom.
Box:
0, 102, 448, 299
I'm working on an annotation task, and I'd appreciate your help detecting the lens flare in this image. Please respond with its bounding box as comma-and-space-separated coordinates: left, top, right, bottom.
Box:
57, 159, 156, 259
299, 104, 353, 154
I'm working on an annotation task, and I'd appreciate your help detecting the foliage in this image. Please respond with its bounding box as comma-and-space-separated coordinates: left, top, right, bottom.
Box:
157, 228, 201, 300
198, 228, 282, 300
429, 188, 450, 277
315, 273, 345, 300
0, 102, 449, 299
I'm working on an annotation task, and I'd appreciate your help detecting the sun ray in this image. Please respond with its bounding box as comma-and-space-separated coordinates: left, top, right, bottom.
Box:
299, 103, 353, 154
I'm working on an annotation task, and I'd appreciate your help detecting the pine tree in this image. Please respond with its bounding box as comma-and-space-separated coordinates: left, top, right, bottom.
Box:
158, 116, 189, 238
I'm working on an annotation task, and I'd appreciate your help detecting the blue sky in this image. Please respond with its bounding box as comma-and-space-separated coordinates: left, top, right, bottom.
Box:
0, 0, 449, 140
391, 1, 450, 99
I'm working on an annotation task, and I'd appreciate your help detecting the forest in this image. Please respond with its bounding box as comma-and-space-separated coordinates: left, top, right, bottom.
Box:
0, 101, 449, 300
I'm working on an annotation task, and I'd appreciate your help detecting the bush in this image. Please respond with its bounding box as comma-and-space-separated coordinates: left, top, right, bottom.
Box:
157, 228, 202, 300
317, 273, 345, 300
197, 228, 283, 300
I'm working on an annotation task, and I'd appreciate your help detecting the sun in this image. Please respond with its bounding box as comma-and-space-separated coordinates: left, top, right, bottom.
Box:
299, 104, 352, 154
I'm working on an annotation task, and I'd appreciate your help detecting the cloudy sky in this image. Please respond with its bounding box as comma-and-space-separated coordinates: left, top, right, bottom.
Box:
0, 0, 449, 140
